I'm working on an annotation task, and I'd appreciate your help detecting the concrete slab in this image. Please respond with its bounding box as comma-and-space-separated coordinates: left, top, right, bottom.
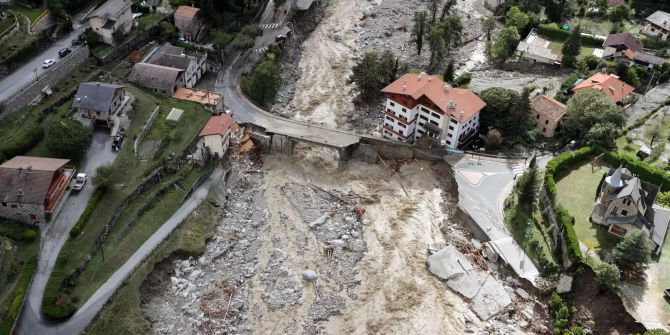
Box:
556, 274, 573, 294
426, 245, 474, 280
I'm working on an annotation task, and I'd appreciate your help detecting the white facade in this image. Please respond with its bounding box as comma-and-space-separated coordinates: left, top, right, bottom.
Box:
382, 98, 480, 149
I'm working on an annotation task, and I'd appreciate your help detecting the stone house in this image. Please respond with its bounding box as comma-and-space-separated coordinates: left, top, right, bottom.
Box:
641, 10, 670, 41
516, 29, 560, 65
174, 5, 205, 42
531, 95, 566, 138
129, 63, 185, 96
72, 82, 126, 128
0, 156, 75, 224
129, 43, 206, 94
590, 166, 670, 254
86, 0, 133, 45
199, 114, 239, 158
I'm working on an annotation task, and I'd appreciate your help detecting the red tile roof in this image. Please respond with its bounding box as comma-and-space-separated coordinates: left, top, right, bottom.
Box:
199, 114, 237, 137
382, 73, 486, 122
1, 156, 70, 171
174, 6, 200, 19
572, 72, 635, 102
531, 96, 566, 122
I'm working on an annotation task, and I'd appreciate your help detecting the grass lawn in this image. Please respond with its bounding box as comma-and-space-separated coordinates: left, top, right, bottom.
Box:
0, 221, 39, 320
43, 86, 211, 316
90, 44, 112, 59
616, 136, 641, 157
568, 17, 613, 36
505, 190, 559, 272
8, 4, 46, 24
548, 40, 597, 58
555, 162, 619, 251
136, 12, 164, 30
85, 192, 221, 335
0, 28, 37, 64
0, 14, 16, 34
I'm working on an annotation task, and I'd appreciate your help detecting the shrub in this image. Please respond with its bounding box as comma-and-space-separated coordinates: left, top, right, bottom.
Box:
595, 262, 620, 288
22, 229, 37, 242
0, 258, 37, 335
557, 206, 582, 262
544, 146, 594, 200
598, 147, 670, 191
69, 189, 103, 237
0, 125, 45, 163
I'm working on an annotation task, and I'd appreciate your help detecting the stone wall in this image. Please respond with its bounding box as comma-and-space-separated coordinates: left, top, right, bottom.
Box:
1, 45, 90, 117
0, 202, 45, 224
134, 105, 160, 157
29, 10, 55, 35
0, 12, 19, 44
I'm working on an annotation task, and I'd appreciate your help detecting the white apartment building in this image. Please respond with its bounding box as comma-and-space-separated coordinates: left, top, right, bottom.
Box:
381, 73, 486, 149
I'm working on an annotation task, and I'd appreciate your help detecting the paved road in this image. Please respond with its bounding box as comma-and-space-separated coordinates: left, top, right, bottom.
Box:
0, 26, 87, 103
446, 155, 541, 285
15, 131, 117, 335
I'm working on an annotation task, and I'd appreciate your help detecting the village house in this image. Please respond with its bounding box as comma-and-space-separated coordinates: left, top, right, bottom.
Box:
174, 5, 206, 42
381, 73, 486, 149
531, 95, 566, 138
572, 72, 635, 103
602, 33, 643, 58
590, 166, 670, 254
516, 29, 560, 65
129, 63, 185, 96
72, 82, 126, 129
199, 114, 239, 158
641, 10, 670, 41
86, 0, 133, 45
0, 156, 75, 224
129, 43, 206, 95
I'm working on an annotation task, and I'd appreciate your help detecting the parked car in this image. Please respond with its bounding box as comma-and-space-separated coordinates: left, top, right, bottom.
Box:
664, 288, 670, 299
72, 38, 84, 46
637, 145, 651, 160
58, 48, 71, 57
42, 59, 56, 68
275, 34, 287, 43
112, 134, 124, 151
72, 173, 87, 191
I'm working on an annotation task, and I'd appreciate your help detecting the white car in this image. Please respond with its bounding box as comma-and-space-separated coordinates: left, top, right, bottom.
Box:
42, 59, 56, 68
71, 173, 87, 191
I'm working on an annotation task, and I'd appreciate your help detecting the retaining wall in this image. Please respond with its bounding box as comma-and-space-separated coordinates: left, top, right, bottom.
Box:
2, 45, 90, 117
134, 105, 160, 156
0, 12, 19, 43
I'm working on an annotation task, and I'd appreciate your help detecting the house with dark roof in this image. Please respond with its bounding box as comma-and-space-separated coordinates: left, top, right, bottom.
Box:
0, 156, 75, 224
86, 0, 133, 45
603, 33, 643, 55
72, 82, 126, 128
199, 114, 239, 158
572, 72, 635, 103
174, 6, 206, 42
642, 10, 670, 40
129, 63, 185, 96
531, 95, 566, 138
591, 166, 670, 254
134, 43, 207, 90
381, 73, 486, 149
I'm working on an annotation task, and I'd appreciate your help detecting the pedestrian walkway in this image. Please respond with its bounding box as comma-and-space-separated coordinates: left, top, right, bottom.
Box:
261, 23, 282, 29
512, 163, 526, 178
254, 46, 269, 54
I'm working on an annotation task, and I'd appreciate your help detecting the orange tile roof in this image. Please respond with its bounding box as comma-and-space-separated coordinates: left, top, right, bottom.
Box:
531, 95, 566, 122
572, 72, 635, 102
174, 6, 200, 19
1, 156, 70, 171
173, 87, 222, 106
199, 114, 237, 137
382, 73, 486, 122
625, 48, 635, 60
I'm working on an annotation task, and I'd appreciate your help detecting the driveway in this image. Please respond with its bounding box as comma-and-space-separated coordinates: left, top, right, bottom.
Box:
15, 131, 117, 335
0, 26, 88, 103
446, 154, 541, 285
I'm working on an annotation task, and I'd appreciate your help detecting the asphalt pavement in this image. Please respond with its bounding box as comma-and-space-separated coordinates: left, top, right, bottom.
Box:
15, 131, 117, 335
0, 26, 88, 103
446, 155, 541, 285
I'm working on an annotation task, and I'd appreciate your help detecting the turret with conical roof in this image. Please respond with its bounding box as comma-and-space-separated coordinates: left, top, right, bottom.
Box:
601, 166, 624, 205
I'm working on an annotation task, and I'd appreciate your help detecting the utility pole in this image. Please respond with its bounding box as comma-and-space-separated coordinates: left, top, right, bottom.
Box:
34, 68, 38, 81
100, 243, 105, 261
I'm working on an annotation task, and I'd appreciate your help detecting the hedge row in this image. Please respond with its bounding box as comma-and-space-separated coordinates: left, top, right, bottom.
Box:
556, 206, 583, 262
0, 125, 44, 163
0, 258, 37, 335
600, 149, 670, 191
69, 189, 104, 237
544, 146, 595, 200
536, 23, 605, 47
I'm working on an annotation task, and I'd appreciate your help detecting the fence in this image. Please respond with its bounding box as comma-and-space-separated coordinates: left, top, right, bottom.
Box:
134, 105, 160, 156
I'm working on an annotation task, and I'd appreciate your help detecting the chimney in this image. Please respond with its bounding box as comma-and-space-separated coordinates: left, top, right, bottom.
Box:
417, 74, 422, 81
17, 167, 22, 174
448, 100, 456, 109
428, 76, 432, 82
443, 84, 449, 92
97, 82, 100, 86
26, 165, 31, 174
402, 85, 407, 91
17, 188, 23, 197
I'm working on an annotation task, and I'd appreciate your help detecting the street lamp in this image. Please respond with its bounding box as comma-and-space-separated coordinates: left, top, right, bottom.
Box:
34, 68, 38, 81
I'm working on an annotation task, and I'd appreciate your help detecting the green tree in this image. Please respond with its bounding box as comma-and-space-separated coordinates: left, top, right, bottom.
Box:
85, 30, 101, 47
561, 89, 625, 139
427, 24, 446, 71
232, 33, 255, 50
509, 87, 534, 139
350, 51, 405, 101
94, 164, 117, 190
210, 29, 234, 49
46, 120, 92, 161
443, 60, 455, 83
645, 121, 663, 148
613, 229, 652, 269
608, 4, 632, 23
159, 21, 178, 42
411, 11, 427, 56
241, 24, 263, 37
488, 26, 520, 61
505, 6, 529, 31
584, 122, 618, 148
453, 72, 472, 87
561, 25, 582, 68
441, 14, 463, 55
439, 0, 457, 21
595, 262, 620, 288
479, 87, 522, 133
516, 155, 538, 204
427, 0, 441, 24
483, 16, 496, 41
240, 56, 282, 108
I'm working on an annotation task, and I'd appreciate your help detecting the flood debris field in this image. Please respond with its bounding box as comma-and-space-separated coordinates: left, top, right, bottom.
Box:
140, 149, 549, 334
